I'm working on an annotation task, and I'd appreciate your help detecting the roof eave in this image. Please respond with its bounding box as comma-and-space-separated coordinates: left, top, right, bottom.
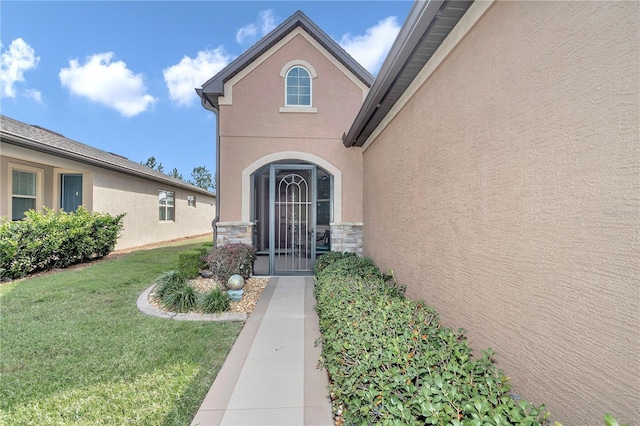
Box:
198, 10, 374, 108
343, 0, 456, 147
1, 132, 216, 197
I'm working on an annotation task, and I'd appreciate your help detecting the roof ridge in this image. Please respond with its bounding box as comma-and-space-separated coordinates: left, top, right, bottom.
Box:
198, 9, 374, 105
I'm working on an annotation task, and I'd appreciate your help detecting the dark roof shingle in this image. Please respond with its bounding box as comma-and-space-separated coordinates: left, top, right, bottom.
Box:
0, 115, 215, 196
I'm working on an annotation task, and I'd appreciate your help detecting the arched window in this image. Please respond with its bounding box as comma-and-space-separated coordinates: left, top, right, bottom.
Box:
285, 66, 312, 106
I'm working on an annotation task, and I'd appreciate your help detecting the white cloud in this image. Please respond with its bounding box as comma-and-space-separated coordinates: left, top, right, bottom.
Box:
163, 47, 233, 107
59, 52, 157, 117
339, 16, 401, 75
0, 38, 40, 98
259, 10, 278, 35
25, 89, 43, 104
236, 24, 257, 44
236, 10, 279, 45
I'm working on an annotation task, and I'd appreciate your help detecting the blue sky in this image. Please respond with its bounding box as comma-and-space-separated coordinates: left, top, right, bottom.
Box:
1, 1, 413, 179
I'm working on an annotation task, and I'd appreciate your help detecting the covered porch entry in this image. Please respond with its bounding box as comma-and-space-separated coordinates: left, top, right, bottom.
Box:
251, 161, 332, 275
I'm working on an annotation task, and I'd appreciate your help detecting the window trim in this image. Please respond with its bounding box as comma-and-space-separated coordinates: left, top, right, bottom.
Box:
9, 163, 43, 221
280, 60, 318, 113
284, 65, 313, 107
158, 189, 175, 222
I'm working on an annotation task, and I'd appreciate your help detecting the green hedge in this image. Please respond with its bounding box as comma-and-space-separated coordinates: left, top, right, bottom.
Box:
0, 207, 125, 279
314, 253, 550, 425
177, 250, 206, 279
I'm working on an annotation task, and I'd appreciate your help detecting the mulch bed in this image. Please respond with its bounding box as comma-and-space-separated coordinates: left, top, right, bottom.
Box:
149, 276, 269, 314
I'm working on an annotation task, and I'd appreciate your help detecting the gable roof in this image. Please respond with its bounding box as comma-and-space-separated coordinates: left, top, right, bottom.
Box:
197, 10, 374, 109
0, 115, 215, 196
343, 0, 473, 147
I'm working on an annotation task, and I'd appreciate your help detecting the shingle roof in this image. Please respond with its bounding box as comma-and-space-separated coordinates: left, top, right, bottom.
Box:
343, 0, 473, 147
197, 10, 374, 109
0, 115, 215, 196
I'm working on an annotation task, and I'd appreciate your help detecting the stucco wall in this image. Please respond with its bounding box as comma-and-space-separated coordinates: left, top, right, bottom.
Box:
218, 31, 366, 224
92, 170, 215, 250
1, 144, 94, 216
361, 1, 639, 424
1, 144, 216, 250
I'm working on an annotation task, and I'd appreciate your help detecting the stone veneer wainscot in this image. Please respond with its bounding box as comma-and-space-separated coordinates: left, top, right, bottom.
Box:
217, 221, 363, 257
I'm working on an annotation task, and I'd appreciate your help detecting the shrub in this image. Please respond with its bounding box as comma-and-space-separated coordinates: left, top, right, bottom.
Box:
195, 246, 210, 257
205, 243, 257, 283
314, 255, 550, 425
313, 251, 357, 275
158, 277, 198, 313
177, 251, 205, 279
198, 288, 231, 314
154, 271, 231, 314
315, 253, 405, 299
153, 270, 187, 299
0, 207, 124, 278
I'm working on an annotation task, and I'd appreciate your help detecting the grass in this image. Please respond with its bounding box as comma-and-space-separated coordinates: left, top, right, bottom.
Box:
0, 238, 243, 425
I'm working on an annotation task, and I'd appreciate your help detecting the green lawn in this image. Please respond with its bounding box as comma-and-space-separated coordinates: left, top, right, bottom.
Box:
0, 238, 243, 425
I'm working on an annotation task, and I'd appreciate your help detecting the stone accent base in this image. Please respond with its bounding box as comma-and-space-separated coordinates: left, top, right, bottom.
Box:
216, 222, 253, 246
216, 221, 362, 256
330, 222, 363, 256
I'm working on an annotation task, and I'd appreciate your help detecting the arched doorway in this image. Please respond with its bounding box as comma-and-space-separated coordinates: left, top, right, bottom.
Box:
251, 161, 332, 275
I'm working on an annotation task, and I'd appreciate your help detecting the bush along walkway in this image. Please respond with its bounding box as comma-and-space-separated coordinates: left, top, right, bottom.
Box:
314, 252, 550, 426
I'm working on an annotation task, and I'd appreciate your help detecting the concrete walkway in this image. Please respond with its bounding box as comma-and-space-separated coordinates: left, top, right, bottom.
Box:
190, 276, 333, 426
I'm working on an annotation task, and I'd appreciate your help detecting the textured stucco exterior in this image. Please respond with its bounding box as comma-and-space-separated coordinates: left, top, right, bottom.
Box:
1, 142, 216, 250
360, 1, 639, 424
218, 31, 366, 225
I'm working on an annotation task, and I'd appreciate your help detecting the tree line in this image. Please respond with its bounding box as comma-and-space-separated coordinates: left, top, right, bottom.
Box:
140, 157, 215, 192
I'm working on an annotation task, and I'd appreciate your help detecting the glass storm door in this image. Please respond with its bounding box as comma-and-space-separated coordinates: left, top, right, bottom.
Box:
269, 164, 316, 275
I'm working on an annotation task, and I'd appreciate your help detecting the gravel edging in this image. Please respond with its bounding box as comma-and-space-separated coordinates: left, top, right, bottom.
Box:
137, 284, 248, 322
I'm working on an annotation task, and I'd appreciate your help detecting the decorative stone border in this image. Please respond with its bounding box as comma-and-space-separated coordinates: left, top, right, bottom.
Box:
137, 284, 248, 322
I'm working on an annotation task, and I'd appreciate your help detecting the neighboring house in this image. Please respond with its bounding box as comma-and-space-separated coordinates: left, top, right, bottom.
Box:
198, 1, 638, 424
197, 11, 373, 275
1, 115, 216, 250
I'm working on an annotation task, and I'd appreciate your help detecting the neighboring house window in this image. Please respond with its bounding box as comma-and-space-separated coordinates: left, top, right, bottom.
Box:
187, 195, 196, 207
11, 168, 38, 220
61, 174, 83, 212
285, 66, 312, 106
159, 190, 175, 221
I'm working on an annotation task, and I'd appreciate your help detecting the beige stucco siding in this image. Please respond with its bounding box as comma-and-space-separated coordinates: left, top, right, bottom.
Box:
1, 143, 215, 250
361, 1, 638, 424
92, 170, 215, 249
219, 137, 362, 223
218, 31, 366, 224
1, 144, 94, 215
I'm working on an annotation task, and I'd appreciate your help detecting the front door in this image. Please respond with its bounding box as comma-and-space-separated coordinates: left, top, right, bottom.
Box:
269, 164, 316, 275
61, 174, 83, 212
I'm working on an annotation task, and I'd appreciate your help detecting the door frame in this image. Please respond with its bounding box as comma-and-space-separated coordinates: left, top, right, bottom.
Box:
60, 173, 83, 212
269, 163, 317, 275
